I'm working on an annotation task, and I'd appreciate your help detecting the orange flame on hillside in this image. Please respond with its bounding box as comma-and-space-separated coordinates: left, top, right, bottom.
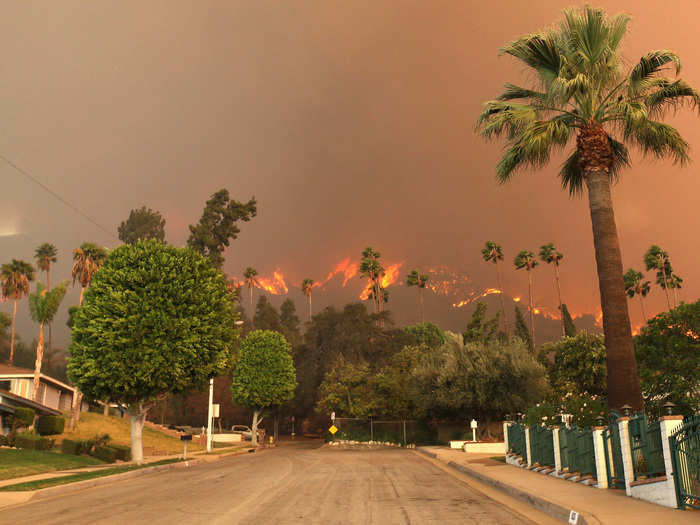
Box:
513, 296, 521, 303
256, 269, 288, 295
315, 258, 358, 288
359, 262, 403, 300
452, 288, 502, 308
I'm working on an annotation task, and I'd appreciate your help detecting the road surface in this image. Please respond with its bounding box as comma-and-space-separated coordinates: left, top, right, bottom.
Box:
0, 441, 537, 524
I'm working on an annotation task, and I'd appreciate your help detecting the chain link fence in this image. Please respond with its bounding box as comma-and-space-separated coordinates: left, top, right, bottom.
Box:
330, 418, 438, 446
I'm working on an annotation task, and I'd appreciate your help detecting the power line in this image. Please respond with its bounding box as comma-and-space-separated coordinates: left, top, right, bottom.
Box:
0, 153, 117, 240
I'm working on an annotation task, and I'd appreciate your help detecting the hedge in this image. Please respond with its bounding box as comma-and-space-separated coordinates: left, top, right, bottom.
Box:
91, 446, 117, 463
109, 444, 132, 462
61, 438, 93, 455
13, 407, 35, 428
15, 434, 54, 450
0, 434, 8, 446
36, 416, 65, 436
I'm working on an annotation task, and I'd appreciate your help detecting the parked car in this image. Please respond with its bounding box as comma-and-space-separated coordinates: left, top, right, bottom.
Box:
231, 425, 265, 442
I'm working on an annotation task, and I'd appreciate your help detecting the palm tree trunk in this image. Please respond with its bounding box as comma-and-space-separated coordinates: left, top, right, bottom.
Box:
672, 286, 678, 308
419, 288, 425, 323
554, 264, 565, 337
584, 168, 643, 411
79, 286, 85, 307
249, 286, 254, 318
495, 261, 507, 334
47, 267, 52, 356
9, 299, 17, 365
638, 295, 647, 322
32, 322, 45, 402
527, 269, 536, 352
308, 294, 312, 321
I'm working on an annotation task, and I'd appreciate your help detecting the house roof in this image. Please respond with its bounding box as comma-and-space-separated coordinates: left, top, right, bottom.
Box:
0, 389, 62, 416
0, 363, 75, 393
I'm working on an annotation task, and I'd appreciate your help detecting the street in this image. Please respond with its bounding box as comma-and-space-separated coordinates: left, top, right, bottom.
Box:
0, 441, 537, 524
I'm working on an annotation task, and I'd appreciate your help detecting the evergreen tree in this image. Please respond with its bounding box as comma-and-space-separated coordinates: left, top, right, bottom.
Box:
253, 296, 283, 332
561, 304, 577, 337
463, 302, 501, 344
514, 305, 531, 347
280, 298, 301, 347
118, 206, 166, 244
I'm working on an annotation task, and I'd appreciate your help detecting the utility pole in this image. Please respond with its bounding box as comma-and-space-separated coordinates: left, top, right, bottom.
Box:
206, 378, 213, 452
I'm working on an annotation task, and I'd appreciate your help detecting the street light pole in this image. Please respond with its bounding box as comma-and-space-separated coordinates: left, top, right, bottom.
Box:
206, 377, 214, 452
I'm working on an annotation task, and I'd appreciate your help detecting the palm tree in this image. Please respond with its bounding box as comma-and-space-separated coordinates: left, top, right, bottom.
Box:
72, 243, 107, 306
28, 282, 68, 402
669, 272, 683, 306
0, 260, 35, 365
539, 243, 565, 336
644, 245, 675, 309
623, 269, 650, 321
481, 241, 508, 333
301, 278, 314, 321
514, 250, 538, 352
243, 267, 258, 316
359, 247, 384, 314
406, 269, 429, 323
34, 243, 58, 356
477, 5, 699, 409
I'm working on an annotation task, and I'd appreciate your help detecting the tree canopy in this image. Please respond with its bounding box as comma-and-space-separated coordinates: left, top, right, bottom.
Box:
540, 332, 607, 397
118, 206, 166, 244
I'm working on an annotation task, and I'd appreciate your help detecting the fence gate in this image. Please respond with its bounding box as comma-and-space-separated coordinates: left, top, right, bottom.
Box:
669, 415, 700, 510
603, 411, 626, 489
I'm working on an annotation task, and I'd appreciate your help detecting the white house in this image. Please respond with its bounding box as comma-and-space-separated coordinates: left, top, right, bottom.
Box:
0, 363, 82, 413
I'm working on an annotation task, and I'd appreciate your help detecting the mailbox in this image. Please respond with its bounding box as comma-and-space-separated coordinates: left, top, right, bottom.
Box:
180, 434, 193, 441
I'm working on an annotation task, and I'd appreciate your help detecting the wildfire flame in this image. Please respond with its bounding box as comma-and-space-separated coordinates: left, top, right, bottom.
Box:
359, 262, 404, 300
452, 288, 502, 308
513, 296, 521, 303
315, 258, 359, 288
256, 269, 288, 295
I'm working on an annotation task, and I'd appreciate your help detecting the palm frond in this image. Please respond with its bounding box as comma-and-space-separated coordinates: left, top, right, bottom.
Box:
645, 79, 700, 116
559, 136, 629, 196
500, 32, 562, 85
629, 50, 681, 88
497, 83, 546, 102
624, 119, 689, 164
477, 101, 537, 140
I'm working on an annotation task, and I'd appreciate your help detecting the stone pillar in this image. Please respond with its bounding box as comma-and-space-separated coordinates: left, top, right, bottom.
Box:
617, 417, 635, 496
658, 415, 684, 508
592, 426, 608, 489
525, 426, 532, 467
503, 421, 510, 455
552, 426, 562, 473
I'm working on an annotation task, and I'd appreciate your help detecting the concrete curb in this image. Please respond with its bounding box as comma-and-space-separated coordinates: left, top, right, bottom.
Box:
22, 447, 255, 502
416, 448, 597, 525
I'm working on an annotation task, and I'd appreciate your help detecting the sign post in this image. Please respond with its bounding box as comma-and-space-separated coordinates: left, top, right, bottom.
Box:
181, 434, 193, 460
470, 419, 478, 442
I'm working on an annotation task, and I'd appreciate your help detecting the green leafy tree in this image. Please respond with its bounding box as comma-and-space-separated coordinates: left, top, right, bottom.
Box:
0, 312, 11, 362
406, 269, 429, 323
0, 259, 35, 365
118, 206, 166, 244
28, 281, 68, 401
231, 330, 296, 446
301, 278, 314, 321
561, 304, 577, 337
514, 250, 538, 351
463, 302, 500, 344
359, 247, 384, 314
539, 243, 565, 336
644, 245, 674, 309
68, 240, 235, 463
72, 242, 108, 306
280, 298, 301, 347
624, 269, 651, 321
514, 305, 531, 347
402, 322, 446, 349
481, 241, 508, 333
476, 5, 700, 409
635, 300, 700, 415
316, 357, 376, 419
540, 333, 607, 397
187, 189, 257, 269
254, 295, 283, 332
243, 267, 258, 317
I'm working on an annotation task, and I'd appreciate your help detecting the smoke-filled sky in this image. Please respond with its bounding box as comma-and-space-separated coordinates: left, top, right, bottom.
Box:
2, 1, 699, 348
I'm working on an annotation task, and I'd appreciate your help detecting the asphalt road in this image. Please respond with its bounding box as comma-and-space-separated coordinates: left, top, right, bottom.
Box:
0, 442, 535, 524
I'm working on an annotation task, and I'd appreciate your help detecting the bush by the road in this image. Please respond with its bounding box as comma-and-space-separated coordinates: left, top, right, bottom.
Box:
109, 444, 132, 462
61, 438, 93, 455
15, 434, 54, 451
91, 446, 117, 463
36, 416, 65, 436
13, 408, 35, 429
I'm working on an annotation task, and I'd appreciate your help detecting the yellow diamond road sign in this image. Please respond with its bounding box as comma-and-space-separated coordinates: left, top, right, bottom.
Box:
329, 425, 338, 435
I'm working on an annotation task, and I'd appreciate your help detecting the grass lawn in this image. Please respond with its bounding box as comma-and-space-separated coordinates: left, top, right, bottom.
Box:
58, 412, 203, 455
0, 449, 103, 481
0, 458, 182, 491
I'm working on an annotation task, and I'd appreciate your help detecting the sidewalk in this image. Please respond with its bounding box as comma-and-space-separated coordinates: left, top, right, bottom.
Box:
417, 447, 699, 525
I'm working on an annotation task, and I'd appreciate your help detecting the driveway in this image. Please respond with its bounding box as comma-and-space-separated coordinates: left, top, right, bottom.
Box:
0, 441, 536, 524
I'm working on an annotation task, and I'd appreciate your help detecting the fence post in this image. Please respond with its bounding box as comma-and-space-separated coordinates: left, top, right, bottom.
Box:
503, 421, 510, 455
552, 426, 561, 473
591, 425, 608, 489
617, 417, 635, 496
525, 426, 532, 467
658, 415, 684, 508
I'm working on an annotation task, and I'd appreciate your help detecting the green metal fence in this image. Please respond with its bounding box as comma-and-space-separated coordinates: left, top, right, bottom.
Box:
669, 415, 700, 510
559, 426, 596, 477
603, 411, 626, 489
530, 425, 555, 467
508, 423, 526, 458
629, 414, 666, 480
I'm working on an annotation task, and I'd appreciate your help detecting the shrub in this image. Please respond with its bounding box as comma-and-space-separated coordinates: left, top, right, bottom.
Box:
15, 433, 39, 450
109, 444, 132, 462
61, 438, 94, 455
0, 434, 7, 446
91, 445, 117, 463
36, 416, 65, 436
13, 407, 35, 428
36, 437, 55, 451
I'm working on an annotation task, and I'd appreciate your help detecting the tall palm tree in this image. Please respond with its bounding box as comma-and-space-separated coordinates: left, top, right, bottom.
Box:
34, 243, 58, 356
514, 250, 538, 352
243, 267, 258, 316
669, 272, 683, 306
359, 247, 384, 314
301, 278, 314, 321
477, 5, 699, 409
481, 241, 508, 333
539, 243, 565, 336
0, 260, 35, 365
72, 243, 107, 306
28, 282, 68, 402
643, 245, 676, 309
623, 269, 650, 321
406, 269, 429, 323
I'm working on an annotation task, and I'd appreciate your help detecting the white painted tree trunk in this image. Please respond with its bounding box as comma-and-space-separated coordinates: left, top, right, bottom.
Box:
129, 404, 148, 465
251, 409, 261, 447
